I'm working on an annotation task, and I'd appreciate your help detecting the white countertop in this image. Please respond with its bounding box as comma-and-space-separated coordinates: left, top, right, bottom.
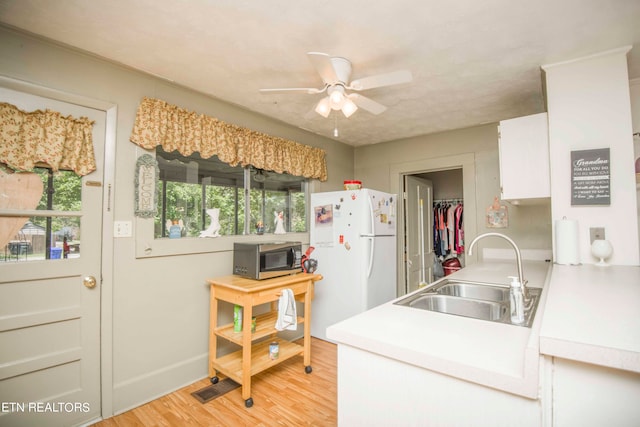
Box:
539, 264, 640, 373
326, 260, 553, 399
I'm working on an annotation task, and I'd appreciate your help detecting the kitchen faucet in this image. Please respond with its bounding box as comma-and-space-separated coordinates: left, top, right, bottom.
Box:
467, 232, 528, 295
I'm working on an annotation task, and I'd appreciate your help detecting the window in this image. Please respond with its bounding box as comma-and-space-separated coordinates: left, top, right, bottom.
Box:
1, 167, 82, 262
155, 147, 308, 238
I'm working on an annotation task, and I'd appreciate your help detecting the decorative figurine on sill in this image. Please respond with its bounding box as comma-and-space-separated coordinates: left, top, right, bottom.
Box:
256, 220, 265, 235
274, 210, 286, 234
199, 208, 221, 238
166, 219, 184, 239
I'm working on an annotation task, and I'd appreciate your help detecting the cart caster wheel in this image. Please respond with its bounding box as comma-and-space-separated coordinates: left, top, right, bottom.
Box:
245, 398, 254, 408
305, 365, 312, 374
210, 376, 219, 384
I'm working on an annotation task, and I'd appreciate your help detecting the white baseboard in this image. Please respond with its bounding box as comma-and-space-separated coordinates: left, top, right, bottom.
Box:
111, 352, 207, 415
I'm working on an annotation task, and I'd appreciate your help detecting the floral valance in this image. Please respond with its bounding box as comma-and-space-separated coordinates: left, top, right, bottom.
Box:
129, 97, 328, 181
0, 102, 96, 176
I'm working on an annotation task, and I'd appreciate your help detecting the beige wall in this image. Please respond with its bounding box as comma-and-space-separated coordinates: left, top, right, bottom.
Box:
354, 124, 553, 258
0, 26, 353, 415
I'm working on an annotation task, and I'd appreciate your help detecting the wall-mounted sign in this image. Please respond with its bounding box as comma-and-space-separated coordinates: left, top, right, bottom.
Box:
135, 154, 159, 217
486, 196, 508, 228
571, 148, 610, 206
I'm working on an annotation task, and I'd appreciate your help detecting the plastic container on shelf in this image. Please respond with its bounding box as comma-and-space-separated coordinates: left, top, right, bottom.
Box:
233, 305, 242, 332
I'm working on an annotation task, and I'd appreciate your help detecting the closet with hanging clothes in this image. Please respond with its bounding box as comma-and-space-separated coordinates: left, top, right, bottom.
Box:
414, 168, 464, 279
433, 198, 464, 258
433, 198, 464, 277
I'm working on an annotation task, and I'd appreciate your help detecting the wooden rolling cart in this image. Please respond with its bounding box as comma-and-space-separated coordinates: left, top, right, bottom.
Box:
207, 272, 323, 407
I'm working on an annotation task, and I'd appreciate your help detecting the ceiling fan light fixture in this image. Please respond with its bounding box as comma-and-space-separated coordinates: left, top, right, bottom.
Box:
315, 97, 331, 118
341, 98, 358, 118
328, 85, 345, 110
330, 92, 344, 109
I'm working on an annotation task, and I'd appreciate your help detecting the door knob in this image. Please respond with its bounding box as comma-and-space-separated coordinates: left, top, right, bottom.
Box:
83, 276, 97, 289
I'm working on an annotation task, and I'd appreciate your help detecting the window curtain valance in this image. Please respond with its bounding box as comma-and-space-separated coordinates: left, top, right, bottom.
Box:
129, 97, 328, 181
0, 102, 96, 176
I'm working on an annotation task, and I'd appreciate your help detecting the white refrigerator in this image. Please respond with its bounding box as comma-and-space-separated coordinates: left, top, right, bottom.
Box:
310, 188, 397, 341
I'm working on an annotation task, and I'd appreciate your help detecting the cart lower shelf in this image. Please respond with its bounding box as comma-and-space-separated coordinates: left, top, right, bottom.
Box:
212, 339, 304, 384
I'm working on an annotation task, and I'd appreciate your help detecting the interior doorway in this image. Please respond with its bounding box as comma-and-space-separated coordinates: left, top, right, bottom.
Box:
390, 153, 476, 298
403, 168, 464, 294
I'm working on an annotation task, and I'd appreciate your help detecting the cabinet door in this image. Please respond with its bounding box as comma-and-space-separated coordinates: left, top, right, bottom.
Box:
498, 112, 550, 202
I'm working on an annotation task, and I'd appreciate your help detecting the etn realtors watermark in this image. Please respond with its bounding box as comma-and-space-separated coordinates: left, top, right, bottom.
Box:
2, 401, 90, 413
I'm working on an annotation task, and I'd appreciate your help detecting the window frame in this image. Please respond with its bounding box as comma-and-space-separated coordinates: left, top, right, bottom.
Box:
134, 153, 312, 259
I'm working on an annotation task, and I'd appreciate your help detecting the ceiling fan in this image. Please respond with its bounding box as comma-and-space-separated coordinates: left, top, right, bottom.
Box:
260, 52, 412, 118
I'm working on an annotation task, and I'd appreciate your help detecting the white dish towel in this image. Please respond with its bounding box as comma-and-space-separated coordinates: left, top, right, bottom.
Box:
275, 288, 297, 331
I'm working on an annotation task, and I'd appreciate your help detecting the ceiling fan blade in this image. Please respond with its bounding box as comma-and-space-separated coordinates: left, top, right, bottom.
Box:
348, 70, 413, 91
259, 87, 325, 95
348, 94, 387, 115
307, 52, 339, 84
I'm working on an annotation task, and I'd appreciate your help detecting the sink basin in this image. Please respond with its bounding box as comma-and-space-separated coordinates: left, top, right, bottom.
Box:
407, 294, 507, 321
395, 278, 542, 327
434, 281, 510, 302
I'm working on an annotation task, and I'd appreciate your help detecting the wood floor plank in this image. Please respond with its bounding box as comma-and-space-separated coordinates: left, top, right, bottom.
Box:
92, 338, 336, 426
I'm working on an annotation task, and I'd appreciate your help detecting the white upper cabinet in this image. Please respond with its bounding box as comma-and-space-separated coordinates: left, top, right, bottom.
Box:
498, 112, 550, 203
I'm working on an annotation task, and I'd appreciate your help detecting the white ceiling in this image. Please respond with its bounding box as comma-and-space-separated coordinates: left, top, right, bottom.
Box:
1, 0, 640, 147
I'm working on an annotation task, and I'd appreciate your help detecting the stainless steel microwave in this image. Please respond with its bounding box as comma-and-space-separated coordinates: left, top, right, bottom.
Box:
233, 241, 303, 280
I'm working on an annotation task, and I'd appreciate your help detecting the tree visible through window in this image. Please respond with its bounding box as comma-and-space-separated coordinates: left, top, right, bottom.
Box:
155, 147, 307, 238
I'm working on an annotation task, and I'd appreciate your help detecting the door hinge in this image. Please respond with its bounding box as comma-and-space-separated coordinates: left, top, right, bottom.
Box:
107, 183, 112, 212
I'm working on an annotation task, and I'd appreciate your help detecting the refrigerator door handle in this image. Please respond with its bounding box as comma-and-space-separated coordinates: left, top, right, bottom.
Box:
366, 236, 375, 278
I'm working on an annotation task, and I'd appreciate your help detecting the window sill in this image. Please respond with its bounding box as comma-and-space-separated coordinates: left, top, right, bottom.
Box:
134, 221, 309, 259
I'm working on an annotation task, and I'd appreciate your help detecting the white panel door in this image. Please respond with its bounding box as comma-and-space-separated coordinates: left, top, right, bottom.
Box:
404, 175, 433, 295
0, 87, 104, 426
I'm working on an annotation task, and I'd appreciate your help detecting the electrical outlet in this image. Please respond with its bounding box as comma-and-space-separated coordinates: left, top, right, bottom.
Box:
114, 221, 132, 238
590, 227, 605, 244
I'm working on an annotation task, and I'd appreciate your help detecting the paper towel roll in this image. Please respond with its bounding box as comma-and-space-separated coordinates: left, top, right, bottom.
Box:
555, 219, 580, 265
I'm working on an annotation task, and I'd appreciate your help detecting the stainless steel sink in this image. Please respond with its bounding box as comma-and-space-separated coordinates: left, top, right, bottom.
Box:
395, 278, 542, 327
434, 280, 510, 302
407, 294, 507, 321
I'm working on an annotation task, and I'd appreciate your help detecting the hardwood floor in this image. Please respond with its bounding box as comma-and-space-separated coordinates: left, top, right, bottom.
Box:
91, 338, 337, 427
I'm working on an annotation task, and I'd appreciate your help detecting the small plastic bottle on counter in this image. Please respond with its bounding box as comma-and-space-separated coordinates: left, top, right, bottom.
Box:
509, 276, 525, 325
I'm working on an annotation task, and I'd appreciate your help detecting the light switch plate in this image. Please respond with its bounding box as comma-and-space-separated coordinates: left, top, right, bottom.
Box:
114, 221, 132, 238
590, 227, 605, 244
